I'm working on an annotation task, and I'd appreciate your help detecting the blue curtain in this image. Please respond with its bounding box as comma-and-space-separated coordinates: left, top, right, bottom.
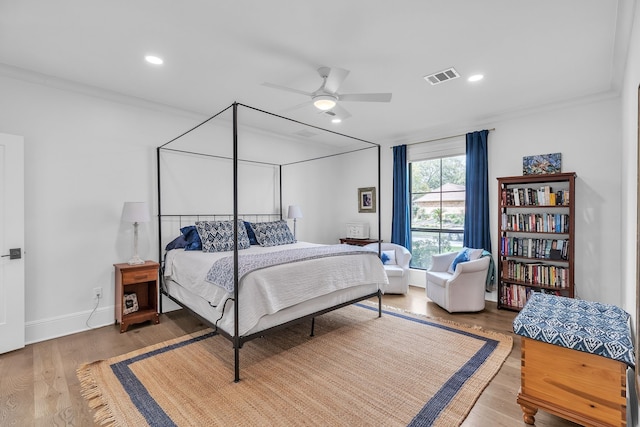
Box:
463, 130, 491, 252
391, 145, 411, 249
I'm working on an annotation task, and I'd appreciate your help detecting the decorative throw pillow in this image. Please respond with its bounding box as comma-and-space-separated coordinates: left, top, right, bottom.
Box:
448, 247, 484, 273
180, 225, 202, 251
381, 250, 396, 265
250, 220, 296, 247
165, 234, 188, 251
195, 220, 250, 252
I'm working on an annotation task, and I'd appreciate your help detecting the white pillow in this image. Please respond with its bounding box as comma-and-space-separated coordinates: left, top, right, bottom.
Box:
447, 247, 484, 274
382, 250, 396, 265
468, 248, 483, 260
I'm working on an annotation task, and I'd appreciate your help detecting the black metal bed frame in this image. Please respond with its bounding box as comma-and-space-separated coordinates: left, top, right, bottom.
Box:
156, 102, 383, 382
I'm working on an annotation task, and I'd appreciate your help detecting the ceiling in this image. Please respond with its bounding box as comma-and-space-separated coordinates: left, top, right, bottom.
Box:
0, 1, 632, 145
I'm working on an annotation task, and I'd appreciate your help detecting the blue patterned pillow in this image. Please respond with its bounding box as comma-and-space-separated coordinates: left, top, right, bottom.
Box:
195, 220, 250, 252
250, 220, 296, 247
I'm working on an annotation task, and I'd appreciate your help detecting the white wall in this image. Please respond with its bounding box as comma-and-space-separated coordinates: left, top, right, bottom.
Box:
489, 98, 622, 305
0, 75, 205, 341
620, 2, 640, 423
0, 47, 630, 343
0, 74, 371, 343
621, 0, 640, 325
375, 97, 622, 304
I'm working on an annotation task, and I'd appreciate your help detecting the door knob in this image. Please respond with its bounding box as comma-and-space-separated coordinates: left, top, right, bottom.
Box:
1, 248, 21, 259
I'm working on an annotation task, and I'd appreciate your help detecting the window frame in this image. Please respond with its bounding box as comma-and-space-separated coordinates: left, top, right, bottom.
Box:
407, 138, 465, 270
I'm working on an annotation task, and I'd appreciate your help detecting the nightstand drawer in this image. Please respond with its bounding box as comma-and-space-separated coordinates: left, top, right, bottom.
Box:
122, 269, 156, 285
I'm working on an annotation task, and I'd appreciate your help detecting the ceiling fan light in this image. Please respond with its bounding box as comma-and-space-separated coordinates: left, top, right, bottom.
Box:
313, 95, 337, 111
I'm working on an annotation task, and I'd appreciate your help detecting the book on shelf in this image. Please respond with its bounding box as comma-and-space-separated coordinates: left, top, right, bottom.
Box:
503, 259, 568, 288
504, 185, 571, 207
501, 237, 569, 260
500, 285, 565, 308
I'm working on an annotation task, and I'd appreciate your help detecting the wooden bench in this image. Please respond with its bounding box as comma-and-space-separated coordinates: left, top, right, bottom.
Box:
513, 293, 634, 426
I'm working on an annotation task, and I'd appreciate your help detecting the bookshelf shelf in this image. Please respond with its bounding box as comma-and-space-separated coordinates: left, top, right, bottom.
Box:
497, 172, 576, 311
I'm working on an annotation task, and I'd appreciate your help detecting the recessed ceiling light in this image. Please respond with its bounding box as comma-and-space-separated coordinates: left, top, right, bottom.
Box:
331, 118, 342, 124
468, 74, 484, 82
145, 55, 164, 65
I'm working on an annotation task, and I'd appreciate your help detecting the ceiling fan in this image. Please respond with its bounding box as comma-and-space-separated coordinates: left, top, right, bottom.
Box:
262, 67, 392, 121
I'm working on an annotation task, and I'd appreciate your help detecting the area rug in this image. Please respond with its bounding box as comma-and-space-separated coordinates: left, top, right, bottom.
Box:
77, 303, 512, 426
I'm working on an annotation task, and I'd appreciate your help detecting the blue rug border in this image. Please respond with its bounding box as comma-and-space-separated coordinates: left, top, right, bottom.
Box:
356, 303, 500, 426
109, 303, 501, 427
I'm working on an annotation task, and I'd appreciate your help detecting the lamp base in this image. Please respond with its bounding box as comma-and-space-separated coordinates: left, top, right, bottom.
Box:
128, 256, 146, 265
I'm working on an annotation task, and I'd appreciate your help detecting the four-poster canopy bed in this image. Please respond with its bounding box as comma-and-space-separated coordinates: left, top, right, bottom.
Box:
156, 103, 386, 382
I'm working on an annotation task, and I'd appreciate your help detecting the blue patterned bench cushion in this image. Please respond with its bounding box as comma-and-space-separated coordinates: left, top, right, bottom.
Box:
513, 293, 634, 367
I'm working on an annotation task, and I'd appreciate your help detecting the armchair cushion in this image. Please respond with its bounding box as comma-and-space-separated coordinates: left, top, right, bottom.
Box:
426, 250, 491, 313
363, 242, 412, 294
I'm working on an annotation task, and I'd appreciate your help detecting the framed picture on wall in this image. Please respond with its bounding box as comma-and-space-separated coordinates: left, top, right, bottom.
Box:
358, 187, 376, 213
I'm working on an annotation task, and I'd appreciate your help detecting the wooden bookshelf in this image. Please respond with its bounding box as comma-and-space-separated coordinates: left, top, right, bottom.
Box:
497, 172, 576, 311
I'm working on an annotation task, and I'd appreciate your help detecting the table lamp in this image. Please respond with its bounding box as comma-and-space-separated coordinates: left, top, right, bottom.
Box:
287, 205, 303, 239
122, 201, 150, 265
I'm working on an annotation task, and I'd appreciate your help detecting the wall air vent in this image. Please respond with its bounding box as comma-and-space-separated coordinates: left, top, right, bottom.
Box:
423, 67, 460, 85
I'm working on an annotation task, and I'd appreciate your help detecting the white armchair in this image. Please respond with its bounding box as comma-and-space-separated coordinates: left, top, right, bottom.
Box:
425, 251, 490, 313
364, 242, 412, 294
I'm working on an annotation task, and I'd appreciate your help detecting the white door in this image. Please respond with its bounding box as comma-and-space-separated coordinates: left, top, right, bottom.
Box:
0, 133, 25, 354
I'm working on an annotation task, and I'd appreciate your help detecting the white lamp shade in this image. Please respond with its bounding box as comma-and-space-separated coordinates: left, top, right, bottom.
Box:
287, 205, 303, 219
122, 202, 150, 223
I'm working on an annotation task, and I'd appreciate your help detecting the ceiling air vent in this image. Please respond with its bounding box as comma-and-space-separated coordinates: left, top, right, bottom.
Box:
423, 67, 460, 85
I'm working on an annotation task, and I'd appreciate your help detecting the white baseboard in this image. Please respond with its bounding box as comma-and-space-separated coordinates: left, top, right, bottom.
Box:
25, 304, 116, 345
24, 295, 183, 345
408, 269, 425, 288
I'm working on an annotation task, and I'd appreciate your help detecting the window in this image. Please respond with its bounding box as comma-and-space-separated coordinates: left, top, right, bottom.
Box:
410, 155, 466, 269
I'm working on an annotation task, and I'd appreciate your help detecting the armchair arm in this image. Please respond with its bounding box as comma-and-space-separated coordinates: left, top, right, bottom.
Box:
455, 256, 490, 273
449, 256, 491, 280
429, 252, 457, 272
395, 246, 412, 268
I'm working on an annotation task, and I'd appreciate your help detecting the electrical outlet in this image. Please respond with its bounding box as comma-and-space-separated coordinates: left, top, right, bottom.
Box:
93, 287, 102, 299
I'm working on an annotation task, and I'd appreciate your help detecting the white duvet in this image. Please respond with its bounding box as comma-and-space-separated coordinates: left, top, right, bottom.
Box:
163, 242, 389, 336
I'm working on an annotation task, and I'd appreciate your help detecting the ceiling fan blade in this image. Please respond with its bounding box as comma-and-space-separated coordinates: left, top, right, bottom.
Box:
282, 100, 314, 112
339, 93, 392, 102
261, 82, 314, 97
323, 67, 350, 93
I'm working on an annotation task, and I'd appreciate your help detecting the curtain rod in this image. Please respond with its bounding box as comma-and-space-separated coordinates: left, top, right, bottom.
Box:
390, 128, 495, 148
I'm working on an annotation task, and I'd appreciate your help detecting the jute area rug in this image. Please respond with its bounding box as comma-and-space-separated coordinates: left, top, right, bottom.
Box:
78, 303, 512, 426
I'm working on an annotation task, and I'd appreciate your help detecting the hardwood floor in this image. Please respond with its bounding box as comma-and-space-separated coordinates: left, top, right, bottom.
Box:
0, 286, 579, 426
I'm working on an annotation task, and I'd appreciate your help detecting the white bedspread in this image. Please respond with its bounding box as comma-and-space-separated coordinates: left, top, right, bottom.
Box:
163, 242, 388, 336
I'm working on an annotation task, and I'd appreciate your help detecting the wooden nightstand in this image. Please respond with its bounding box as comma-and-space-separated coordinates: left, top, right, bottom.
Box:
114, 261, 160, 333
339, 238, 382, 247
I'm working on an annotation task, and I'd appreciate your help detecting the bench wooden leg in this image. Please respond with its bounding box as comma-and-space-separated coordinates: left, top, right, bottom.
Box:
520, 404, 537, 425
